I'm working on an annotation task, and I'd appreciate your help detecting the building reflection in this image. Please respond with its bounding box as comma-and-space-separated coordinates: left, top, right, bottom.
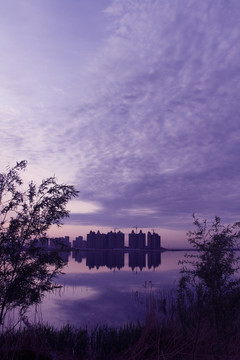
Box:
86, 251, 124, 270
72, 250, 85, 264
72, 250, 162, 271
58, 251, 70, 263
147, 251, 162, 269
129, 251, 146, 271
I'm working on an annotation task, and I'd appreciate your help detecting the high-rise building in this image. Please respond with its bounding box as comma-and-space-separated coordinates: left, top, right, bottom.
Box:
87, 231, 96, 248
129, 230, 146, 249
87, 231, 107, 249
36, 236, 49, 250
147, 231, 161, 249
49, 236, 71, 250
117, 231, 124, 248
107, 231, 124, 249
86, 230, 124, 249
73, 236, 84, 249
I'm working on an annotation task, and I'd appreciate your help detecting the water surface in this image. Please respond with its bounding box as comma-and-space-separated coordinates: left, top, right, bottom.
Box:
30, 250, 186, 328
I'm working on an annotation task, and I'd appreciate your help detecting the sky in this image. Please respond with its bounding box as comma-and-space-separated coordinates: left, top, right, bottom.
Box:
1, 0, 240, 247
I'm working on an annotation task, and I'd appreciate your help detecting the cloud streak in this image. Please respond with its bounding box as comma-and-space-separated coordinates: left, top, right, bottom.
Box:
68, 0, 240, 228
1, 0, 240, 235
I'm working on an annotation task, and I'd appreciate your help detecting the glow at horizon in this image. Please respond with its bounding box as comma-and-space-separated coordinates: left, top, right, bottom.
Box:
1, 0, 240, 247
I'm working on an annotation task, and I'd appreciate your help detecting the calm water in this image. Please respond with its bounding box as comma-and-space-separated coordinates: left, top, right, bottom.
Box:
28, 250, 186, 329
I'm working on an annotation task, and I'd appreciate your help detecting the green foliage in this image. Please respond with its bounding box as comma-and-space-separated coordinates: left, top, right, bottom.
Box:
177, 215, 240, 357
0, 161, 78, 326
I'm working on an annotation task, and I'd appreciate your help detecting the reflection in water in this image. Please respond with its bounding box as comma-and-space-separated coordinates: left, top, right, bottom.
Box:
147, 251, 162, 269
29, 251, 184, 329
58, 251, 70, 263
129, 252, 146, 271
71, 250, 162, 271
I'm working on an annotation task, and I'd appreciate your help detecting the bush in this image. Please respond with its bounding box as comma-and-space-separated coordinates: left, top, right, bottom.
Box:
0, 161, 78, 326
177, 215, 240, 358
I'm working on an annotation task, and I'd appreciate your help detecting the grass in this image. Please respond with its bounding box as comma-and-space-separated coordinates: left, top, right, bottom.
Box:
0, 322, 143, 360
1, 289, 240, 360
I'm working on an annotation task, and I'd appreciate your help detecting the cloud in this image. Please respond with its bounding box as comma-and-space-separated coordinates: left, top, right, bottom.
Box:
1, 0, 240, 231
67, 200, 102, 214
66, 0, 240, 228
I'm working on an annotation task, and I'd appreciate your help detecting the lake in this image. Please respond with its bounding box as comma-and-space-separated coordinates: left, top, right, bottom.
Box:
27, 250, 187, 329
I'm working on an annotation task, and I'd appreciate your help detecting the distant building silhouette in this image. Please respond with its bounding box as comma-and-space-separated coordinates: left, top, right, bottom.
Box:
147, 231, 161, 249
107, 231, 124, 249
87, 231, 95, 249
49, 236, 71, 250
129, 230, 145, 249
86, 230, 124, 249
72, 236, 87, 249
36, 236, 49, 250
48, 229, 162, 252
87, 231, 107, 249
35, 236, 71, 252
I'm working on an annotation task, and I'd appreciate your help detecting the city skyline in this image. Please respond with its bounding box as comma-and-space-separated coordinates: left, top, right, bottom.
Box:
39, 228, 162, 250
1, 0, 240, 248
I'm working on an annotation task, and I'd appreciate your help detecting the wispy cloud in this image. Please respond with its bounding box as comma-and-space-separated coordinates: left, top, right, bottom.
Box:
67, 0, 240, 227
1, 0, 240, 231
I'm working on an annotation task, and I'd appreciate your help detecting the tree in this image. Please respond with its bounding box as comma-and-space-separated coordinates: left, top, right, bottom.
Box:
0, 161, 78, 326
177, 215, 240, 357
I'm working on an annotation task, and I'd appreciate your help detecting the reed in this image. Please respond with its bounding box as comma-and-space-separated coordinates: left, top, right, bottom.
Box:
0, 321, 143, 360
1, 290, 240, 359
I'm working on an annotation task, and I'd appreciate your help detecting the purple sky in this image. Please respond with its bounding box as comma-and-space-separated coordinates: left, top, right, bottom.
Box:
1, 0, 240, 247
